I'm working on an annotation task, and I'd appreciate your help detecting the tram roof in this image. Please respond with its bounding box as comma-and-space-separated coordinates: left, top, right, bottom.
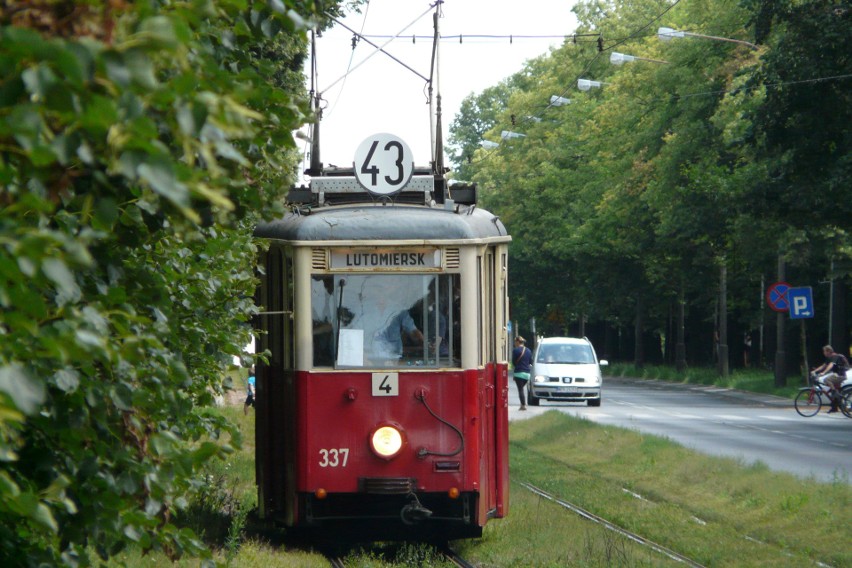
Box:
254, 204, 510, 244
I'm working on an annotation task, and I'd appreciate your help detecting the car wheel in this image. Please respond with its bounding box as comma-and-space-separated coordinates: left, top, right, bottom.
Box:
528, 386, 540, 406
587, 397, 601, 407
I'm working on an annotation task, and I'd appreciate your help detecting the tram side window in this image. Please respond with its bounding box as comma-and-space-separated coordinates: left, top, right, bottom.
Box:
266, 248, 289, 368
310, 273, 460, 369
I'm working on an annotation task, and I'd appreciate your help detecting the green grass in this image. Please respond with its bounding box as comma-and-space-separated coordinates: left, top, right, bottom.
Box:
483, 411, 850, 567
456, 479, 677, 567
110, 391, 849, 567
607, 363, 804, 399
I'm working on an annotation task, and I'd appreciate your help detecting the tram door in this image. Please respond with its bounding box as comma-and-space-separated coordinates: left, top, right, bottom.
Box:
480, 247, 504, 517
496, 247, 510, 517
256, 246, 295, 522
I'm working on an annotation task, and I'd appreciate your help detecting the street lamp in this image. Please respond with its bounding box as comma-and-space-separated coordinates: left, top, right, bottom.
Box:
657, 26, 757, 50
479, 140, 499, 149
609, 52, 669, 65
500, 130, 526, 140
577, 79, 607, 91
550, 95, 571, 106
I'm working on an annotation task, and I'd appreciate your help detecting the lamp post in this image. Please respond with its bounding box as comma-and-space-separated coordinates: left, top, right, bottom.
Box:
500, 130, 526, 140
550, 95, 571, 106
577, 78, 607, 91
609, 52, 669, 65
657, 26, 758, 50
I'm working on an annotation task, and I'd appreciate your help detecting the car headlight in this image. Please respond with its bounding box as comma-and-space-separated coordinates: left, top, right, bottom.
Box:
534, 375, 546, 383
370, 424, 405, 460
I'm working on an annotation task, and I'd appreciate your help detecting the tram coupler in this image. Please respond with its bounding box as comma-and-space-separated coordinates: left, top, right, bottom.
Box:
400, 496, 433, 524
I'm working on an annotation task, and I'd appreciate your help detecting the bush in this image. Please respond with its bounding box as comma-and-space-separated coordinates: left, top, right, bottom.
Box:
0, 1, 328, 564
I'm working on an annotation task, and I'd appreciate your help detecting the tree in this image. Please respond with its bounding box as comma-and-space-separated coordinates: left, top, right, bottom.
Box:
450, 0, 852, 369
0, 1, 337, 563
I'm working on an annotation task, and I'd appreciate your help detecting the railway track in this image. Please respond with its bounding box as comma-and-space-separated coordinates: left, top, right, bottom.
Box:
321, 478, 706, 567
519, 481, 706, 568
323, 542, 476, 567
438, 543, 477, 568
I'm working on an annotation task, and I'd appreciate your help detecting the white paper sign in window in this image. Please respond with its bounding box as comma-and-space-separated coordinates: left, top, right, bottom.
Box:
336, 329, 364, 367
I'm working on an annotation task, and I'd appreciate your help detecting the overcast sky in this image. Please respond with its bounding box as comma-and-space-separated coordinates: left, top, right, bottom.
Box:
300, 0, 579, 175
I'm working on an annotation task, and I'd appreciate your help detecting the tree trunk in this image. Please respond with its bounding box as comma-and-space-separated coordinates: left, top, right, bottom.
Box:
719, 262, 729, 377
774, 255, 787, 387
676, 282, 687, 372
634, 298, 644, 369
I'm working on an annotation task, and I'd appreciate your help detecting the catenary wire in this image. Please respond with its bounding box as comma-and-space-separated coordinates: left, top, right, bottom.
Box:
322, 0, 372, 119
319, 5, 434, 94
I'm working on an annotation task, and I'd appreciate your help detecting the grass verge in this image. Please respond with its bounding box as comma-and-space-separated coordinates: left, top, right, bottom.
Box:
465, 411, 850, 567
607, 363, 804, 399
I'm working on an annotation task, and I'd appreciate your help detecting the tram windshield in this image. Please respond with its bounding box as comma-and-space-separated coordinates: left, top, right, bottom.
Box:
312, 274, 460, 369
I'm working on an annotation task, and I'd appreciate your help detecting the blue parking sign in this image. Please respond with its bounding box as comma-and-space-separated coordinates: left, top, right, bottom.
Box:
788, 287, 814, 319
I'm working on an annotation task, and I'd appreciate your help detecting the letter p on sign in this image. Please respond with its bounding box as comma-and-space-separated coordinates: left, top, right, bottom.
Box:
788, 287, 814, 319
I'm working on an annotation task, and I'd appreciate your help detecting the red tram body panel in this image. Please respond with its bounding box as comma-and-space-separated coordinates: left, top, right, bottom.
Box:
253, 170, 511, 541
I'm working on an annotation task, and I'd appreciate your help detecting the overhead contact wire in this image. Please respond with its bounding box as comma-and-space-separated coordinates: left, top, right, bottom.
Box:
322, 5, 433, 93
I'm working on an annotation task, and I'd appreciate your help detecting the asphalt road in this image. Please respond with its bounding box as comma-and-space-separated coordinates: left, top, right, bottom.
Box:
508, 375, 852, 483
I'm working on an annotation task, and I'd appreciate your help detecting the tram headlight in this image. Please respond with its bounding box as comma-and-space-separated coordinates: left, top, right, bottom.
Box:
370, 424, 405, 460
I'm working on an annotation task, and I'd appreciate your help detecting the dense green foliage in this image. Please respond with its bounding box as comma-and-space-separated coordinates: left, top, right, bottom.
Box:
449, 0, 851, 369
0, 0, 343, 564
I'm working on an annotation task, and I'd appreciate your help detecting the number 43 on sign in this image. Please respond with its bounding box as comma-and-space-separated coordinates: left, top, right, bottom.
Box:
354, 133, 415, 196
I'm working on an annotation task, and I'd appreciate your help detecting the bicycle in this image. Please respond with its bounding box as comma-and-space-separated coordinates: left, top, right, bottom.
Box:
841, 387, 852, 417
794, 372, 852, 418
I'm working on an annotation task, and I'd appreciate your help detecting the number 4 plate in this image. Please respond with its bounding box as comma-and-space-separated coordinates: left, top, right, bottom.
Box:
372, 372, 399, 397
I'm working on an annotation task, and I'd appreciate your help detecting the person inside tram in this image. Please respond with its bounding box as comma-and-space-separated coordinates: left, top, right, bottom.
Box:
373, 306, 425, 361
375, 277, 451, 362
406, 295, 448, 358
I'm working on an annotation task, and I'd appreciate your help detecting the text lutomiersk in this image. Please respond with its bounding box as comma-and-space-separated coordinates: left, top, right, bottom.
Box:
345, 252, 426, 267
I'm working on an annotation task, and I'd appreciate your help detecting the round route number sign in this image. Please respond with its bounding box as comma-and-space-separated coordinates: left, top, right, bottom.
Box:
353, 133, 415, 196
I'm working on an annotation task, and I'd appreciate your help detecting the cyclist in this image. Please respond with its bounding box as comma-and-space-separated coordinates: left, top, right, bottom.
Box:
811, 345, 850, 413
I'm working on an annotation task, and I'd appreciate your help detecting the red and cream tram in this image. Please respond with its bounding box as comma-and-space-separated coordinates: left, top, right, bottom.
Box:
253, 153, 511, 541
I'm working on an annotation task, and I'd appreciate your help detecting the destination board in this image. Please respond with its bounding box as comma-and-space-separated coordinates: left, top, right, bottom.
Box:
330, 248, 441, 270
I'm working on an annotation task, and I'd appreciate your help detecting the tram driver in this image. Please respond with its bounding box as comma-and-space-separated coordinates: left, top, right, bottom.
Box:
375, 278, 452, 363
372, 307, 426, 362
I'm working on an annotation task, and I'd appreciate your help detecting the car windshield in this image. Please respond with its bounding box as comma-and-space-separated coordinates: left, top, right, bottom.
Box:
536, 343, 595, 364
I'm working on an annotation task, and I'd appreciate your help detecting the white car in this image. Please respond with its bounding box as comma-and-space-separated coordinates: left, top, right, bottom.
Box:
527, 337, 607, 407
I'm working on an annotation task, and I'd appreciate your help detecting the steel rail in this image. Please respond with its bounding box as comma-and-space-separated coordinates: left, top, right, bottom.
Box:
519, 481, 706, 568
439, 544, 477, 568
